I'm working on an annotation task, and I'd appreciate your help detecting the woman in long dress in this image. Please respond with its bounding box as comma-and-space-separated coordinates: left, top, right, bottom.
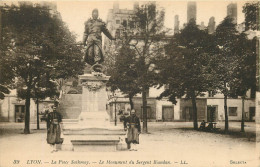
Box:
46, 106, 63, 153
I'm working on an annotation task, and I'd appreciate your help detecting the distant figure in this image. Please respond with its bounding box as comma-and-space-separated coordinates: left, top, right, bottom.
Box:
124, 109, 141, 151
41, 107, 49, 122
83, 9, 115, 66
46, 105, 63, 153
206, 122, 214, 131
199, 120, 206, 130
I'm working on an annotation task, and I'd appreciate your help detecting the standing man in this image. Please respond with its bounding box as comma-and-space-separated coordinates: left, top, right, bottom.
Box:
46, 105, 63, 153
124, 109, 141, 151
83, 9, 115, 66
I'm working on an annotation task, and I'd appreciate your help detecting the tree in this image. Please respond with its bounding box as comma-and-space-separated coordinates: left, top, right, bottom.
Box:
107, 44, 141, 109
0, 7, 14, 99
157, 19, 214, 130
0, 43, 12, 99
17, 74, 59, 129
0, 57, 12, 99
1, 4, 84, 134
243, 2, 260, 31
110, 2, 166, 133
241, 2, 259, 131
229, 35, 257, 132
212, 16, 243, 133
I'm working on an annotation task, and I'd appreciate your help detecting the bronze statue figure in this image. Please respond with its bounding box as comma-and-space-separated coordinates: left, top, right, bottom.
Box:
83, 9, 115, 66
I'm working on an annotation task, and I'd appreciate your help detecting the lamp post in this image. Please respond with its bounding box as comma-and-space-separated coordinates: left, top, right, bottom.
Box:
36, 98, 40, 130
113, 93, 118, 126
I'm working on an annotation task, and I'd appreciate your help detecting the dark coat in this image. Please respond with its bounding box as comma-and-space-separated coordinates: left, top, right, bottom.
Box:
83, 18, 114, 65
46, 111, 63, 145
124, 115, 141, 144
124, 115, 141, 133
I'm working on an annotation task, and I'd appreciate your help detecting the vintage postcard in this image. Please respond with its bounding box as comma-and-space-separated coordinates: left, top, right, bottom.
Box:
0, 0, 259, 167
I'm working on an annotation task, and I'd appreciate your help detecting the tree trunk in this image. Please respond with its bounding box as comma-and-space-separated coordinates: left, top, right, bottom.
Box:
114, 99, 117, 126
0, 9, 2, 44
142, 88, 148, 133
224, 81, 229, 133
36, 98, 40, 130
191, 91, 198, 130
241, 96, 245, 132
224, 93, 229, 133
24, 88, 31, 134
129, 95, 134, 110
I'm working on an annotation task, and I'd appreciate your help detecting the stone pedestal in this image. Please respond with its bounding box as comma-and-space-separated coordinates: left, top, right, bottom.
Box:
61, 72, 125, 152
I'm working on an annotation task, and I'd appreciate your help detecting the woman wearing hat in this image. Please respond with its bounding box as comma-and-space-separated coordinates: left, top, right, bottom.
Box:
46, 105, 63, 153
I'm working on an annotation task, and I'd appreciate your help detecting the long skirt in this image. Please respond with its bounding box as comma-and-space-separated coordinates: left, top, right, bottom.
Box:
47, 123, 63, 145
126, 125, 139, 144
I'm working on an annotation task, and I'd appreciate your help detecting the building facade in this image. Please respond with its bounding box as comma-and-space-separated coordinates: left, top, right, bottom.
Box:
0, 90, 34, 122
108, 86, 256, 123
105, 2, 256, 123
0, 89, 56, 123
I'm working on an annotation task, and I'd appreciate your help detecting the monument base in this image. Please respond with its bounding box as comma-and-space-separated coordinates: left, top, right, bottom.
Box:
71, 135, 121, 152
60, 71, 126, 151
77, 112, 110, 128
61, 120, 126, 152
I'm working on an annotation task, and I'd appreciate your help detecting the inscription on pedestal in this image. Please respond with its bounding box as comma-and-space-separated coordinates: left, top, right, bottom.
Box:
82, 80, 105, 92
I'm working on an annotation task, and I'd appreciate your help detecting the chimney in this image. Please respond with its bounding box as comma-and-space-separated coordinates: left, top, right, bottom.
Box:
208, 17, 215, 34
187, 1, 197, 23
113, 2, 119, 13
174, 15, 180, 34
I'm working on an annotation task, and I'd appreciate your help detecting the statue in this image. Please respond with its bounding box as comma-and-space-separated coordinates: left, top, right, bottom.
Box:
83, 9, 115, 66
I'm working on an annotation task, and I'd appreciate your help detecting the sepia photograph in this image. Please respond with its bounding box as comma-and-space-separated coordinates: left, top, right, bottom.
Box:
0, 1, 259, 167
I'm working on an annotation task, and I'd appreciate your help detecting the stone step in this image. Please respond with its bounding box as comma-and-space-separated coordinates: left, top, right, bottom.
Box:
71, 139, 119, 145
62, 119, 79, 123
71, 137, 120, 152
60, 134, 126, 152
63, 127, 125, 135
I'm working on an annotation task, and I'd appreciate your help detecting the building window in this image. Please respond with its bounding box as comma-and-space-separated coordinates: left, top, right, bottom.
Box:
146, 88, 149, 98
122, 20, 127, 27
249, 107, 255, 117
115, 29, 120, 38
129, 21, 135, 28
162, 106, 174, 121
183, 107, 193, 121
164, 84, 169, 90
15, 105, 25, 122
228, 107, 237, 116
208, 91, 215, 97
250, 87, 256, 98
116, 20, 120, 24
141, 106, 152, 121
249, 107, 255, 121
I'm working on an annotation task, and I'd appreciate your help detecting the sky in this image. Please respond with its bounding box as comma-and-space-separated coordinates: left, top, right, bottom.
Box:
56, 1, 247, 42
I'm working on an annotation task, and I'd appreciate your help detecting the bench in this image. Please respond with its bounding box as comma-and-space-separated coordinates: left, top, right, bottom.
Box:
199, 122, 220, 131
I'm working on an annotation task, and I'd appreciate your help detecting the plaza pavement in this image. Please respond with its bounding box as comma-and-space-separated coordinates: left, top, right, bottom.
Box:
0, 121, 259, 167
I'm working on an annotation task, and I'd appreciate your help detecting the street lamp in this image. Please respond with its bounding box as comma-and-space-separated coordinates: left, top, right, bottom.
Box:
113, 93, 118, 126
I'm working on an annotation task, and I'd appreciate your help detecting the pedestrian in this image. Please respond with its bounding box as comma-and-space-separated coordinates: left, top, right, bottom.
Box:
199, 120, 206, 131
123, 109, 141, 151
46, 105, 63, 153
206, 122, 214, 131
